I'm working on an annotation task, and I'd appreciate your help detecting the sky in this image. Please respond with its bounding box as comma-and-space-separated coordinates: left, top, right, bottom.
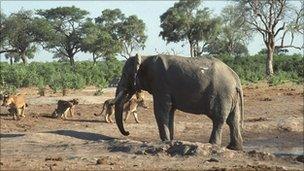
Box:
0, 0, 303, 62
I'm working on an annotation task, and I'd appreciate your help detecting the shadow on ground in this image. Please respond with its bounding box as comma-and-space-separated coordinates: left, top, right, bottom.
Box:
45, 129, 114, 141
64, 118, 103, 123
0, 133, 25, 138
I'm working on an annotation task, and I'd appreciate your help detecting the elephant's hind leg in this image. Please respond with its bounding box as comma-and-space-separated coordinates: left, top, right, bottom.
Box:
209, 117, 225, 146
226, 103, 243, 150
209, 99, 230, 146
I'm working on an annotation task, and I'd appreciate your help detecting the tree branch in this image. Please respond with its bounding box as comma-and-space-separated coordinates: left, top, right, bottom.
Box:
249, 1, 269, 31
0, 49, 17, 54
272, 0, 285, 32
274, 23, 285, 37
247, 19, 270, 33
276, 45, 301, 50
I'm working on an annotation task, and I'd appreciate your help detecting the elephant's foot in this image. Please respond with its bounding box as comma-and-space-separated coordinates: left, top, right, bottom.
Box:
160, 135, 172, 142
161, 139, 173, 146
227, 142, 243, 151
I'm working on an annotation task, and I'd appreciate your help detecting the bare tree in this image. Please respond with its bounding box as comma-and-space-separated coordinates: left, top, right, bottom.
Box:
241, 0, 303, 76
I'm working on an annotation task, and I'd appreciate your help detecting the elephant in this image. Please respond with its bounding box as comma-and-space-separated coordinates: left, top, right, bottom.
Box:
114, 54, 244, 150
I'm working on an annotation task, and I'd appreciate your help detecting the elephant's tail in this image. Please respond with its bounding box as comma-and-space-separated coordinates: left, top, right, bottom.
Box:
237, 87, 244, 131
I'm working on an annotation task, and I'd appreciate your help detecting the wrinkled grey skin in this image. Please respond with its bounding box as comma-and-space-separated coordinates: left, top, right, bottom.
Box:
114, 54, 244, 150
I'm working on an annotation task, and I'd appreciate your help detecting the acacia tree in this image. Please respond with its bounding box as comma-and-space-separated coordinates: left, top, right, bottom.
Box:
118, 15, 147, 59
160, 0, 221, 57
215, 4, 251, 56
81, 18, 122, 64
95, 9, 147, 59
0, 12, 19, 54
0, 10, 45, 63
0, 12, 13, 54
240, 0, 303, 76
37, 6, 89, 66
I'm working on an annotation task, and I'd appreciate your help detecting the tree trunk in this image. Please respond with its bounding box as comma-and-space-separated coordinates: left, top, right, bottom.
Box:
93, 53, 97, 65
266, 34, 275, 76
266, 46, 274, 76
9, 57, 13, 65
69, 56, 75, 67
189, 41, 194, 57
21, 51, 28, 64
196, 41, 201, 57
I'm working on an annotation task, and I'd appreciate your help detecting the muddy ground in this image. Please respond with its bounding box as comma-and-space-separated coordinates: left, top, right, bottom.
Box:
0, 83, 303, 170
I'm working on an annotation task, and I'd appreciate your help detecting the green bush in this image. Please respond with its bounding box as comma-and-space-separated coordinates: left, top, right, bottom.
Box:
0, 53, 302, 90
215, 53, 303, 84
0, 60, 124, 91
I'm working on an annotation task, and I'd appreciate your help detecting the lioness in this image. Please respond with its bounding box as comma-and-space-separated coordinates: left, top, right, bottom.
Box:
52, 99, 79, 119
2, 94, 27, 120
95, 92, 148, 123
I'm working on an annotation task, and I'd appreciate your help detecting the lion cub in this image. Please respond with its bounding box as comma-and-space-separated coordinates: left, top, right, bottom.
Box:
95, 92, 148, 123
2, 94, 28, 120
52, 99, 79, 119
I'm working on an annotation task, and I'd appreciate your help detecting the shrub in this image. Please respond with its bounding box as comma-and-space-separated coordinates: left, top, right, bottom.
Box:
0, 54, 301, 90
215, 53, 303, 84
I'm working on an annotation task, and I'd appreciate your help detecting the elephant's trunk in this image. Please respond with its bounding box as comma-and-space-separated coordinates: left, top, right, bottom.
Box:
115, 90, 130, 136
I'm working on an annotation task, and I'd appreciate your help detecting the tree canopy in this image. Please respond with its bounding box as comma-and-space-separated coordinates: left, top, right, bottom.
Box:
0, 10, 47, 63
95, 9, 147, 59
37, 6, 89, 66
81, 18, 122, 63
160, 0, 221, 57
205, 4, 251, 57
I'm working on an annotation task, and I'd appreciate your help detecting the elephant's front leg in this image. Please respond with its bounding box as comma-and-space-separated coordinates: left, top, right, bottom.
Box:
169, 108, 176, 140
153, 94, 172, 141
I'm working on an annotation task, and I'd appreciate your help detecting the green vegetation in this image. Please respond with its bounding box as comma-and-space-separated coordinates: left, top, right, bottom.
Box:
1, 0, 302, 93
0, 53, 302, 95
0, 59, 123, 93
160, 0, 222, 57
216, 53, 303, 85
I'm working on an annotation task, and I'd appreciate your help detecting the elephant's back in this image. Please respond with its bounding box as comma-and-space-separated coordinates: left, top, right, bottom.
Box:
156, 55, 241, 114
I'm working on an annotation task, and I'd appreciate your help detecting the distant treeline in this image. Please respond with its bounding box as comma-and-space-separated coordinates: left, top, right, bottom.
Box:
0, 54, 302, 94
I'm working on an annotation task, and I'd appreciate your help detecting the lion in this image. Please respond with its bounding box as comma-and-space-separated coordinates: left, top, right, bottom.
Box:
1, 94, 28, 120
52, 99, 79, 119
95, 91, 148, 123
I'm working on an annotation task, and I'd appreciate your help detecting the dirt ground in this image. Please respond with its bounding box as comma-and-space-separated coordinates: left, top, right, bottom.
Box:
0, 83, 303, 170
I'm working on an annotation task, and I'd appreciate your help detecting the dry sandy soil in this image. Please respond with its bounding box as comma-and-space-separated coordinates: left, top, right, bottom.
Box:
0, 83, 303, 170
